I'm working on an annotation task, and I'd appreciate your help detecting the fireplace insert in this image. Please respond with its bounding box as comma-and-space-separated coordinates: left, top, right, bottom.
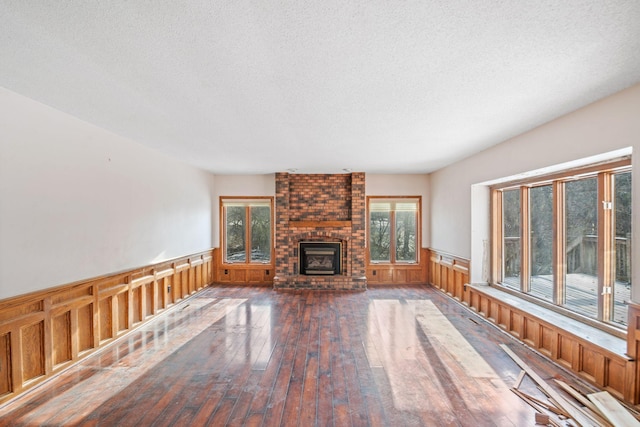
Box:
299, 242, 341, 275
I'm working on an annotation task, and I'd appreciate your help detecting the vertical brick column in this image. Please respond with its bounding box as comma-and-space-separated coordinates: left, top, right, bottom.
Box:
350, 172, 366, 278
274, 173, 290, 285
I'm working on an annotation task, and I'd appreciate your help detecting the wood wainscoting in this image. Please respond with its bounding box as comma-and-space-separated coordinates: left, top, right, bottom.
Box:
427, 248, 637, 404
214, 248, 275, 285
366, 248, 429, 285
215, 244, 430, 287
428, 249, 470, 300
0, 249, 214, 405
627, 302, 640, 403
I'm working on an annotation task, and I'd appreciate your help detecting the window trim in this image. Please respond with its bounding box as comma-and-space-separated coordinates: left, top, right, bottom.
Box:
367, 196, 421, 265
220, 196, 274, 265
490, 158, 631, 331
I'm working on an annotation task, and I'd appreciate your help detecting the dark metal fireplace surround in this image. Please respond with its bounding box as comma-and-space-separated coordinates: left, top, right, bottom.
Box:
299, 242, 341, 275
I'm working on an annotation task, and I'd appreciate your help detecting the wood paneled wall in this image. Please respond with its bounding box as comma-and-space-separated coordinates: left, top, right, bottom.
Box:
0, 250, 214, 404
427, 248, 637, 404
213, 246, 431, 286
366, 248, 429, 285
627, 303, 640, 403
428, 249, 470, 300
214, 248, 274, 285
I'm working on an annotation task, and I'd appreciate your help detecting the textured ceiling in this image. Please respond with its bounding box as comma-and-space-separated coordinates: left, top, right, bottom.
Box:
1, 1, 640, 174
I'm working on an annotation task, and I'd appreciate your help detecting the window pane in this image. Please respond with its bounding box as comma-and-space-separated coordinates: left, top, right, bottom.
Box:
370, 211, 391, 262
503, 189, 521, 289
613, 172, 632, 325
564, 178, 598, 318
250, 206, 271, 262
395, 211, 417, 262
369, 201, 392, 211
529, 185, 553, 302
225, 206, 246, 262
395, 202, 418, 211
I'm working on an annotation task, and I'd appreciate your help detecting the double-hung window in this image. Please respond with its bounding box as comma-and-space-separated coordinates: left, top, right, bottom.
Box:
493, 160, 631, 326
221, 198, 273, 264
368, 197, 420, 263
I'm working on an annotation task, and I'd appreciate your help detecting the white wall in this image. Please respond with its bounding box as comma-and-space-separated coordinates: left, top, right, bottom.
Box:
0, 88, 215, 300
211, 174, 275, 247
429, 84, 640, 292
366, 174, 430, 248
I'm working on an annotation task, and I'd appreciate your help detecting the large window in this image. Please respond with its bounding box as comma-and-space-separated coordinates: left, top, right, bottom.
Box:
368, 198, 420, 263
494, 161, 631, 326
222, 198, 272, 264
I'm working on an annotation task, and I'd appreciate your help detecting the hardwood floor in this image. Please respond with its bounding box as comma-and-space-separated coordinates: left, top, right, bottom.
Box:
0, 284, 595, 426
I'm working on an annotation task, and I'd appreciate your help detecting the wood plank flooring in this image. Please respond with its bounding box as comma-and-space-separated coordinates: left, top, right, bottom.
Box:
0, 284, 596, 426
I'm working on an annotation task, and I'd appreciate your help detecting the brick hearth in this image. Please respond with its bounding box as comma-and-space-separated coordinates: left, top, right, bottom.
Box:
274, 172, 366, 290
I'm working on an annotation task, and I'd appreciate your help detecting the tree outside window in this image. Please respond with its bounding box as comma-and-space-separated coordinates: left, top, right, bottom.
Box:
369, 198, 419, 264
502, 189, 521, 289
222, 198, 272, 264
494, 163, 631, 326
529, 184, 553, 302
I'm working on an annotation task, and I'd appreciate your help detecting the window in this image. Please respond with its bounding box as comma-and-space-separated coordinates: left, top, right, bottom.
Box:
368, 197, 420, 263
614, 171, 632, 324
221, 198, 272, 264
502, 189, 521, 288
493, 160, 631, 326
529, 184, 553, 302
564, 177, 599, 317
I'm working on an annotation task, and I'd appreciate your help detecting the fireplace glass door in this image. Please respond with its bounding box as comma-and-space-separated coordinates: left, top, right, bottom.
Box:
299, 242, 341, 275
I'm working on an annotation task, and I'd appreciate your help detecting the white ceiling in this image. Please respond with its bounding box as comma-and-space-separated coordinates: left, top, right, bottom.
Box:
1, 1, 640, 174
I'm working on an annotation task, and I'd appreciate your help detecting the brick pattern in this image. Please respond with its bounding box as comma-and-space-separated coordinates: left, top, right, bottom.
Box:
274, 172, 366, 290
289, 174, 351, 221
350, 172, 366, 278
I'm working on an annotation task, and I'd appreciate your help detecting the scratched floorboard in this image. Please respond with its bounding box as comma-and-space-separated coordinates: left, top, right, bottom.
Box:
0, 284, 593, 426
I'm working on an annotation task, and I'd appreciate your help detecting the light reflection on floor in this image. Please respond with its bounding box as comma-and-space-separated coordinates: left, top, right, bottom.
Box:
19, 298, 246, 426
365, 299, 509, 421
3, 287, 541, 426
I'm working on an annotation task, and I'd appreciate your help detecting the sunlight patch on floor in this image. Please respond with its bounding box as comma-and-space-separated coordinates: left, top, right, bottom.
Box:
366, 299, 449, 414
20, 298, 246, 426
412, 300, 499, 379
364, 299, 499, 416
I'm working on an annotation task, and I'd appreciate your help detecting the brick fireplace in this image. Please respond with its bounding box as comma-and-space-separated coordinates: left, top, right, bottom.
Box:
273, 172, 366, 290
